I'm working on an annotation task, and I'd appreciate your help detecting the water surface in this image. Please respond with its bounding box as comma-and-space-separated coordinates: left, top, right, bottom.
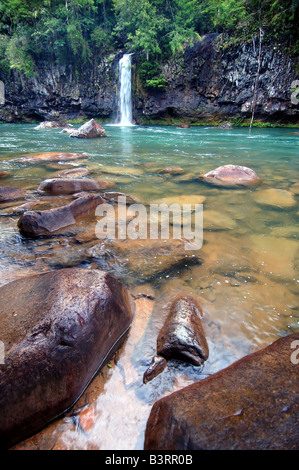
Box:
0, 124, 298, 450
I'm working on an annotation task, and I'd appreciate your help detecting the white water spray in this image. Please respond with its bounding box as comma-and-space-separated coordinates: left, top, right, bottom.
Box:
118, 54, 133, 126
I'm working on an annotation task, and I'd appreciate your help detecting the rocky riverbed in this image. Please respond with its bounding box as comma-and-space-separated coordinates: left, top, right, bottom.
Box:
0, 124, 298, 450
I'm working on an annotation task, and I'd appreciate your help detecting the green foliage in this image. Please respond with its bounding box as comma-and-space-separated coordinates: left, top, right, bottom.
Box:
0, 0, 297, 80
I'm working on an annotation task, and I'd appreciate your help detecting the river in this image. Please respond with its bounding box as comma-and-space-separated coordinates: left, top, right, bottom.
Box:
0, 123, 298, 449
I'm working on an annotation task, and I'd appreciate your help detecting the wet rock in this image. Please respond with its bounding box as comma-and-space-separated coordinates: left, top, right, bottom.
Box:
20, 152, 87, 163
0, 186, 26, 203
199, 165, 261, 188
60, 127, 75, 134
70, 119, 107, 139
143, 356, 168, 384
144, 333, 299, 450
178, 123, 190, 128
143, 296, 209, 383
38, 178, 114, 195
34, 121, 73, 130
218, 122, 234, 129
18, 194, 105, 237
0, 171, 9, 179
0, 268, 133, 449
102, 192, 140, 204
157, 296, 209, 365
253, 188, 297, 209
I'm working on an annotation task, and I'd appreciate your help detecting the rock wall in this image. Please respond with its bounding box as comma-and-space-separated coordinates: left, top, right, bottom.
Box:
0, 35, 298, 124
135, 35, 299, 124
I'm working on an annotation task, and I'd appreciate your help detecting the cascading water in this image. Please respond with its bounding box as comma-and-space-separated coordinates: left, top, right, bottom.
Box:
118, 54, 133, 126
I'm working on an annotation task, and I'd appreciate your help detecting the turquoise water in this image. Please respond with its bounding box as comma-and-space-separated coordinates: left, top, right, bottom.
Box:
0, 123, 298, 449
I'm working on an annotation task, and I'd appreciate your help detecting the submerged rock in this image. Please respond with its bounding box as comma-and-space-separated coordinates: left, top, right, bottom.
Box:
88, 238, 202, 285
38, 178, 114, 195
18, 194, 105, 237
144, 333, 299, 450
143, 296, 209, 383
0, 268, 133, 449
20, 152, 87, 163
204, 210, 237, 230
56, 168, 90, 178
0, 186, 26, 203
70, 119, 107, 139
159, 167, 185, 175
199, 165, 261, 188
253, 188, 297, 209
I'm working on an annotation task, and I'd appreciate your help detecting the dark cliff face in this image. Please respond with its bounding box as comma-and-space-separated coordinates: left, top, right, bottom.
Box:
0, 53, 121, 123
134, 35, 299, 124
0, 36, 298, 124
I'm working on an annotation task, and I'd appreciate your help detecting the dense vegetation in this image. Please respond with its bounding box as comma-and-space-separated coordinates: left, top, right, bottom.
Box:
0, 0, 298, 87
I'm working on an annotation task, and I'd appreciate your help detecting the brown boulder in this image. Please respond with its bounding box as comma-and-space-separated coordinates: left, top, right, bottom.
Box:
18, 194, 105, 237
157, 296, 209, 365
144, 333, 299, 450
70, 119, 107, 139
199, 164, 261, 188
38, 178, 114, 195
0, 186, 26, 203
0, 268, 133, 449
143, 296, 209, 383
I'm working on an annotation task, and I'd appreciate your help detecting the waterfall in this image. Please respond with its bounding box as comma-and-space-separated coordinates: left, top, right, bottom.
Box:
118, 54, 133, 126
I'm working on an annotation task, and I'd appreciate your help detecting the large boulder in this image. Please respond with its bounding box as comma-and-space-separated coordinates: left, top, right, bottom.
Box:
18, 194, 105, 237
0, 268, 133, 449
70, 119, 107, 139
37, 178, 114, 195
144, 333, 299, 450
198, 165, 261, 188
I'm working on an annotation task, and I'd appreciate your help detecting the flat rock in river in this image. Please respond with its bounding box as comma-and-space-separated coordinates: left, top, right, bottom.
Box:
38, 178, 114, 195
20, 152, 86, 163
0, 268, 133, 449
0, 186, 27, 203
253, 188, 297, 209
144, 332, 299, 450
